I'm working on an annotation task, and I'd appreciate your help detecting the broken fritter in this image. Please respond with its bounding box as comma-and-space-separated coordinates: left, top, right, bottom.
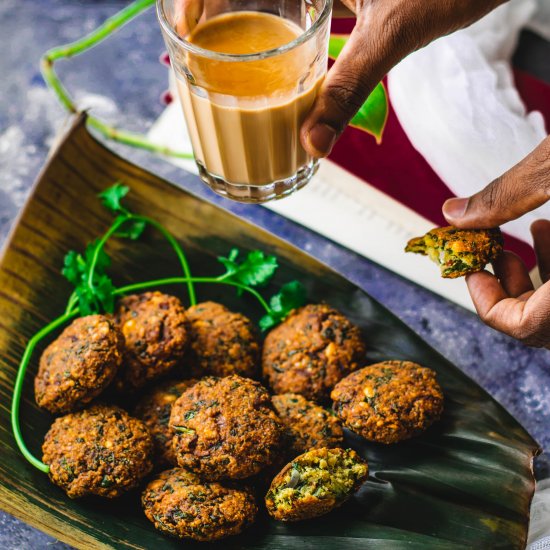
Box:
405, 226, 503, 279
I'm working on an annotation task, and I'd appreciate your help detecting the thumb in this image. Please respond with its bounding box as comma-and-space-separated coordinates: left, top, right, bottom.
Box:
443, 136, 550, 228
301, 16, 390, 158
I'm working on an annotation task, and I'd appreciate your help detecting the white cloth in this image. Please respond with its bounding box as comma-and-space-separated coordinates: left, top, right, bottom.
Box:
388, 0, 549, 244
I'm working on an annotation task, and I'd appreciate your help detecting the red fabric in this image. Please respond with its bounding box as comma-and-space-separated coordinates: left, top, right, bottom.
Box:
327, 19, 550, 268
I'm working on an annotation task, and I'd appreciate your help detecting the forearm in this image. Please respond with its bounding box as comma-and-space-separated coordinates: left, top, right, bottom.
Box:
358, 0, 510, 86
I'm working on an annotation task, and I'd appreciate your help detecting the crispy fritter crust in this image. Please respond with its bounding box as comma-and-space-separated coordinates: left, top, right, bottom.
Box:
186, 301, 260, 379
170, 375, 283, 480
405, 226, 503, 279
142, 468, 257, 542
113, 292, 189, 391
265, 448, 368, 521
134, 379, 198, 468
35, 315, 124, 414
42, 404, 153, 498
272, 393, 344, 455
262, 304, 366, 402
331, 361, 444, 444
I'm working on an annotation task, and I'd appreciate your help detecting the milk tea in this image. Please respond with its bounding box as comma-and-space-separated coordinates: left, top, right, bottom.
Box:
176, 11, 322, 185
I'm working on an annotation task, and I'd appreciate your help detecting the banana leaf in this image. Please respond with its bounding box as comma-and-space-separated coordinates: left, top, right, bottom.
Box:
0, 114, 539, 549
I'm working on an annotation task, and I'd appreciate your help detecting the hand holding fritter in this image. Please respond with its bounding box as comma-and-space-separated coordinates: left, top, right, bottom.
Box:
443, 137, 550, 348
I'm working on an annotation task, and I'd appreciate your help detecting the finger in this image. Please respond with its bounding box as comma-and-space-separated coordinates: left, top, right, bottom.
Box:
467, 272, 550, 347
465, 271, 509, 319
301, 3, 403, 158
443, 136, 550, 228
301, 22, 379, 157
531, 219, 550, 283
492, 251, 534, 298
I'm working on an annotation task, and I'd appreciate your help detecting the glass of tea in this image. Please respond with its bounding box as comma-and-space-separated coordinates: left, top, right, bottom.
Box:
157, 0, 332, 203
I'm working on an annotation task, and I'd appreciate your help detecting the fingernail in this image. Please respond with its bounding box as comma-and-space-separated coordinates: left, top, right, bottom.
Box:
443, 197, 469, 221
306, 124, 337, 158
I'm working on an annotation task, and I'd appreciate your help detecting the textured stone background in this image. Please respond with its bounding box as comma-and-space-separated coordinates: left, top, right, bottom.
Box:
1, 1, 549, 547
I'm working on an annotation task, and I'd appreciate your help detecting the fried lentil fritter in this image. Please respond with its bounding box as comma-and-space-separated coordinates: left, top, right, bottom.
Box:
405, 226, 503, 279
42, 404, 153, 498
331, 361, 444, 444
265, 447, 368, 521
272, 393, 344, 455
142, 468, 257, 542
35, 315, 124, 414
262, 304, 366, 402
186, 301, 260, 379
170, 375, 283, 480
134, 379, 198, 468
113, 292, 189, 391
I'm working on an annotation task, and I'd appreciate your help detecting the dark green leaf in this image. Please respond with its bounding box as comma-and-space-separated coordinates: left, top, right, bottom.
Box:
61, 240, 115, 315
218, 248, 278, 288
84, 240, 110, 273
75, 285, 95, 316
61, 250, 84, 286
260, 281, 307, 331
350, 82, 388, 144
98, 182, 129, 214
114, 218, 146, 241
328, 34, 347, 59
217, 248, 240, 277
94, 274, 116, 314
328, 35, 389, 142
259, 313, 278, 332
269, 280, 306, 314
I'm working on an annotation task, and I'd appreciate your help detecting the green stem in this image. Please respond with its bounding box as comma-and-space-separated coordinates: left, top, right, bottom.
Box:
136, 216, 197, 306
114, 276, 271, 313
40, 0, 194, 160
65, 291, 78, 314
87, 213, 196, 307
87, 216, 130, 291
11, 310, 79, 473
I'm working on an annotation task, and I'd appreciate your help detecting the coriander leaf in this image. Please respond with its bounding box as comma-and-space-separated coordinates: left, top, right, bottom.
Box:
84, 240, 110, 273
269, 281, 306, 314
94, 274, 116, 313
217, 248, 240, 277
61, 240, 115, 315
239, 251, 278, 287
259, 313, 278, 332
259, 281, 307, 331
113, 217, 146, 241
75, 285, 95, 316
98, 183, 129, 214
218, 248, 278, 288
62, 250, 85, 286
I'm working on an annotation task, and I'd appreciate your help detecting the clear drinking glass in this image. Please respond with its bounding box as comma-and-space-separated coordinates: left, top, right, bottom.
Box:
157, 0, 332, 203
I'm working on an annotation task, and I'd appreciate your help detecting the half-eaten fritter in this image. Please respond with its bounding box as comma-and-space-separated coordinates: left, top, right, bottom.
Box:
42, 404, 153, 498
265, 447, 368, 521
331, 361, 444, 444
142, 468, 257, 542
405, 226, 503, 279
